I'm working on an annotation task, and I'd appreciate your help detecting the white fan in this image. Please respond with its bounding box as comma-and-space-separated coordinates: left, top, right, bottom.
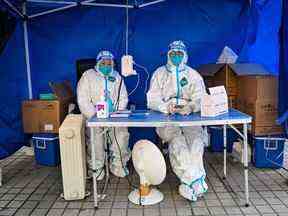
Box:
128, 140, 166, 205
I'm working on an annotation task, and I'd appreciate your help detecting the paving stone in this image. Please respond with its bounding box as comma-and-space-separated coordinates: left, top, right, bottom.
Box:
46, 208, 65, 216
250, 198, 267, 206
95, 209, 111, 216
143, 208, 160, 216
52, 201, 68, 209
82, 202, 94, 209
0, 194, 16, 201
0, 208, 18, 216
240, 206, 259, 215
67, 201, 83, 209
208, 207, 226, 215
206, 199, 222, 207
62, 209, 80, 216
111, 208, 126, 216
30, 208, 49, 216
13, 208, 34, 216
160, 208, 177, 216
112, 201, 128, 209
192, 207, 210, 216
22, 200, 39, 209
79, 209, 96, 216
0, 200, 11, 208
271, 204, 288, 213
7, 200, 25, 208
128, 208, 143, 216
176, 208, 193, 216
255, 205, 275, 214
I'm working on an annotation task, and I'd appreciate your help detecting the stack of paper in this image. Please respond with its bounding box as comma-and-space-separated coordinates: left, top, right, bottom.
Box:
110, 110, 131, 118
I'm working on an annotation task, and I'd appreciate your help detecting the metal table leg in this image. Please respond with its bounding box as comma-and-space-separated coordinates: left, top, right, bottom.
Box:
102, 129, 110, 195
223, 124, 227, 179
243, 123, 249, 207
90, 127, 98, 209
0, 167, 2, 187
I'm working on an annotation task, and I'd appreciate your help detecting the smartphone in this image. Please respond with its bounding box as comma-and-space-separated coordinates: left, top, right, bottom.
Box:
174, 104, 184, 109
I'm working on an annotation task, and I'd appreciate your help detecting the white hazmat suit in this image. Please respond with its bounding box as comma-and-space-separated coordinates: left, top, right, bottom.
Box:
77, 51, 131, 179
147, 41, 208, 201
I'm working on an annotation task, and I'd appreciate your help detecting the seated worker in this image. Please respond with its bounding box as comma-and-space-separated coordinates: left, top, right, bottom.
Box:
147, 41, 208, 201
77, 50, 131, 180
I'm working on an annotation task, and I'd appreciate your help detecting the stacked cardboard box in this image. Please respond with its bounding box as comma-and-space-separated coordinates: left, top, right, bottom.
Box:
198, 64, 282, 136
22, 81, 74, 134
238, 76, 282, 136
198, 64, 239, 109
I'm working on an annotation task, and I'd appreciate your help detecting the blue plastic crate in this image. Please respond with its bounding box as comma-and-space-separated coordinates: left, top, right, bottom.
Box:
32, 134, 60, 166
252, 136, 285, 169
209, 126, 239, 153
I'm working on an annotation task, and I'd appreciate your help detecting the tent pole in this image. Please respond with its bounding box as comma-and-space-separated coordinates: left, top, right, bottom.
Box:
27, 0, 76, 5
28, 3, 77, 19
2, 0, 25, 18
23, 2, 33, 99
138, 0, 166, 8
81, 2, 133, 8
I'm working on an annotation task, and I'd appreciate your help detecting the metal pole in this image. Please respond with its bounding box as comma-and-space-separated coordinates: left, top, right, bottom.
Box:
90, 127, 98, 208
102, 129, 110, 196
2, 0, 25, 18
138, 0, 166, 8
125, 0, 129, 55
0, 167, 2, 187
223, 124, 227, 179
27, 0, 76, 4
81, 2, 133, 8
28, 4, 77, 19
243, 123, 250, 207
23, 2, 33, 99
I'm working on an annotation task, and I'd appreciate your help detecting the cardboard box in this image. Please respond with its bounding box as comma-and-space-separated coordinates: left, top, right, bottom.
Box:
241, 99, 278, 123
198, 64, 277, 105
238, 76, 278, 101
228, 95, 238, 109
238, 99, 283, 136
252, 123, 283, 136
22, 81, 74, 134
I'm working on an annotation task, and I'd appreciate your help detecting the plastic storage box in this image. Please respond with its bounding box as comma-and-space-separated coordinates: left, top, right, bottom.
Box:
209, 126, 239, 153
252, 136, 285, 168
32, 134, 60, 166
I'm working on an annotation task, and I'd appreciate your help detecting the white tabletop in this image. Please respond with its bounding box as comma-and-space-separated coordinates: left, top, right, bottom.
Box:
87, 109, 252, 128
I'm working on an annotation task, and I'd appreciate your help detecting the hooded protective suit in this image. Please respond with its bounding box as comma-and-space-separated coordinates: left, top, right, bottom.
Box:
77, 51, 131, 179
147, 41, 208, 201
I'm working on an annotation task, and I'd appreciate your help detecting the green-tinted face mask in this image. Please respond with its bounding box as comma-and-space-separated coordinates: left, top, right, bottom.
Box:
99, 65, 112, 76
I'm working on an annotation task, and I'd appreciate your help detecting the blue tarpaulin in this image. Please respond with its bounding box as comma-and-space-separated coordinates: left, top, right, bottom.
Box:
0, 0, 284, 158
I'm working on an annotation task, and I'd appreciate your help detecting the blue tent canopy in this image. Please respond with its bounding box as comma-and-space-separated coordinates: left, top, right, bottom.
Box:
0, 0, 284, 159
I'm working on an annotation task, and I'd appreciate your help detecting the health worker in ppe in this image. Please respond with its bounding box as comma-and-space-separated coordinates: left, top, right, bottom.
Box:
77, 50, 131, 180
147, 41, 208, 201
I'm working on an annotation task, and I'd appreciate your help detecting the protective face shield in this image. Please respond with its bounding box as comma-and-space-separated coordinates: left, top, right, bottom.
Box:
169, 50, 184, 67
96, 50, 114, 76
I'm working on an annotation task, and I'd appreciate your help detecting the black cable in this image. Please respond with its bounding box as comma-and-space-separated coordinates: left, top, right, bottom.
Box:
112, 127, 143, 205
112, 128, 138, 188
114, 78, 123, 111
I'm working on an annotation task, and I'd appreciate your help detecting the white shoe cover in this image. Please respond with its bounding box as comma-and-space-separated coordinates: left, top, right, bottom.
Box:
179, 184, 197, 202
88, 169, 105, 181
192, 177, 208, 197
110, 164, 129, 178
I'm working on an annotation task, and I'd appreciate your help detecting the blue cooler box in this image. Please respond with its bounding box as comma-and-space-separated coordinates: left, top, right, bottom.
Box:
32, 134, 60, 166
252, 137, 285, 169
209, 126, 239, 153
